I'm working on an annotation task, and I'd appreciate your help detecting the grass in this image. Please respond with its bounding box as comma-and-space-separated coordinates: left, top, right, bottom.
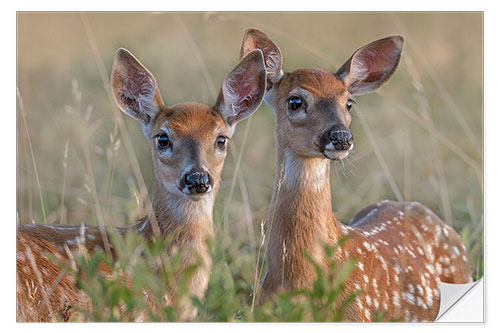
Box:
55, 233, 359, 322
17, 12, 483, 321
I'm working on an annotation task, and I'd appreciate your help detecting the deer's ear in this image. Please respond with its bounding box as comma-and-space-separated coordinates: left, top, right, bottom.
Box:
215, 49, 266, 128
111, 48, 164, 126
336, 36, 404, 96
240, 28, 283, 89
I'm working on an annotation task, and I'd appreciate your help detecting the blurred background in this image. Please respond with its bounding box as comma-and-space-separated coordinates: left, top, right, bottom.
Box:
17, 12, 483, 279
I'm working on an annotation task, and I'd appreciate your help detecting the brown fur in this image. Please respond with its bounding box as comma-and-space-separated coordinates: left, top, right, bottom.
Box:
241, 28, 472, 322
17, 233, 79, 322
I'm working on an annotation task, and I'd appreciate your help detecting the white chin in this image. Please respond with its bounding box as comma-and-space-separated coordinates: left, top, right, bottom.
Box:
323, 149, 350, 160
188, 193, 210, 201
181, 189, 212, 201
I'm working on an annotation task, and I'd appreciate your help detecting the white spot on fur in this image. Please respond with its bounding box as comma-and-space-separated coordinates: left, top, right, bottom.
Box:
357, 299, 364, 311
417, 296, 425, 308
441, 256, 451, 265
364, 308, 371, 320
403, 292, 415, 304
407, 248, 416, 258
392, 291, 401, 307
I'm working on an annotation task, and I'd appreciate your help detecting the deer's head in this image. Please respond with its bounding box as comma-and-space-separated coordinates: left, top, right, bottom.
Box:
111, 48, 266, 202
240, 28, 403, 161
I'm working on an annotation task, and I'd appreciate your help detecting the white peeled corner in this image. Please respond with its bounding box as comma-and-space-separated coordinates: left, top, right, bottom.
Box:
435, 278, 484, 322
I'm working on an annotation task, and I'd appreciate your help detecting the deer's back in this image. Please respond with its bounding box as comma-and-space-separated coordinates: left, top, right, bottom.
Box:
339, 200, 471, 321
17, 233, 78, 321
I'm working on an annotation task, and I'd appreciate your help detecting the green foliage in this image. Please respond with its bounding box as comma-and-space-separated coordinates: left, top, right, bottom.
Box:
64, 231, 201, 322
241, 237, 360, 322
64, 233, 359, 322
264, 240, 359, 321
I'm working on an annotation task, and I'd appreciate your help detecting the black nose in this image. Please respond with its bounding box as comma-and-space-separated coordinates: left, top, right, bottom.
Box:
184, 171, 211, 194
328, 130, 353, 151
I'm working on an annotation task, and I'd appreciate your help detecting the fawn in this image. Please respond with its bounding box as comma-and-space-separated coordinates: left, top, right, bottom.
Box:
240, 28, 472, 322
17, 48, 267, 321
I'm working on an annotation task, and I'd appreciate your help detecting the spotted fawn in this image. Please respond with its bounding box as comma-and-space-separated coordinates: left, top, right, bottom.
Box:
240, 28, 472, 322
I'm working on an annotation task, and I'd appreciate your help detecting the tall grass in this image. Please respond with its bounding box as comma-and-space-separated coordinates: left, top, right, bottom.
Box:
58, 232, 359, 322
17, 12, 483, 320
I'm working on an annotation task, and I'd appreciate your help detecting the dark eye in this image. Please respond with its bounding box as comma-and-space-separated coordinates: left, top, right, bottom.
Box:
157, 134, 170, 149
346, 99, 354, 112
287, 96, 303, 110
216, 136, 227, 150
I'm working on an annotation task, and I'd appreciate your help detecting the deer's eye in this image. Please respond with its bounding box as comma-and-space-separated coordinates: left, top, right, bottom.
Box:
287, 96, 303, 110
346, 99, 355, 112
157, 134, 170, 149
216, 136, 227, 150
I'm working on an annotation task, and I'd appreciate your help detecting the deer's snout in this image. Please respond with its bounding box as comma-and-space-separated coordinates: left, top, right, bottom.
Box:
327, 129, 353, 151
181, 169, 212, 195
319, 126, 354, 160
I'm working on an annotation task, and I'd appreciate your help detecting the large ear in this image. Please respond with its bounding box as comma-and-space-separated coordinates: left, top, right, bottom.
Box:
111, 48, 164, 127
214, 49, 266, 129
336, 36, 404, 96
240, 28, 283, 89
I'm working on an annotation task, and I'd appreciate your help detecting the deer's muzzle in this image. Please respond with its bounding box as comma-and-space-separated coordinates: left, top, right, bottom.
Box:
182, 170, 212, 195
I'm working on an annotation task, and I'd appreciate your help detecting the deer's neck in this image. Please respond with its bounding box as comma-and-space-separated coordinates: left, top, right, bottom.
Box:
266, 145, 343, 290
133, 179, 215, 245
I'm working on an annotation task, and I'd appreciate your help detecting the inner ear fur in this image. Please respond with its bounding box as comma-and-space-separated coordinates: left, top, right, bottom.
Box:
336, 35, 404, 96
111, 48, 164, 126
215, 49, 266, 127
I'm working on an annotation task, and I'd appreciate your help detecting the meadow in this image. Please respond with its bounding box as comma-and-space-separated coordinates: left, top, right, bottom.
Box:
17, 12, 483, 321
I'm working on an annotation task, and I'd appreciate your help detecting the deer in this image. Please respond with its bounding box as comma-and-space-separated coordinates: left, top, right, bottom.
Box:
16, 47, 267, 322
239, 28, 472, 322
